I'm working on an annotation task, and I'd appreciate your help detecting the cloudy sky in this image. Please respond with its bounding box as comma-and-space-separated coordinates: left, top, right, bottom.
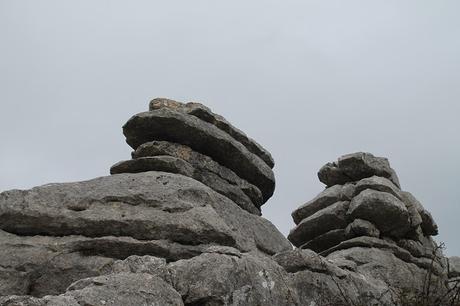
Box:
1, 1, 459, 255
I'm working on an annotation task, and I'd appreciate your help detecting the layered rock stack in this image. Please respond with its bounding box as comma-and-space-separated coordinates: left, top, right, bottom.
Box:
288, 152, 447, 295
110, 98, 276, 215
0, 99, 292, 304
1, 101, 458, 305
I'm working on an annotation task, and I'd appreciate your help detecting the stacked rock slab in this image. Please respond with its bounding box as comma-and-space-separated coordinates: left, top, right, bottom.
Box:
1, 100, 458, 305
110, 98, 275, 215
0, 99, 292, 303
289, 152, 448, 297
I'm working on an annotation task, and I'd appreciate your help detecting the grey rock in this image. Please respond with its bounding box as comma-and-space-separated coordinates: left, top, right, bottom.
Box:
327, 258, 357, 271
273, 249, 330, 274
0, 230, 115, 297
132, 141, 263, 207
322, 236, 445, 275
0, 269, 30, 297
291, 184, 355, 224
110, 155, 261, 215
66, 273, 183, 306
348, 189, 411, 237
449, 256, 460, 278
109, 255, 167, 275
165, 252, 298, 306
122, 108, 275, 201
0, 229, 235, 297
149, 98, 275, 168
354, 175, 401, 199
326, 246, 447, 301
318, 152, 400, 188
344, 218, 380, 239
400, 191, 438, 236
111, 155, 195, 176
0, 173, 234, 247
288, 201, 349, 247
397, 238, 438, 259
289, 264, 395, 306
0, 295, 80, 306
0, 172, 290, 258
300, 229, 347, 253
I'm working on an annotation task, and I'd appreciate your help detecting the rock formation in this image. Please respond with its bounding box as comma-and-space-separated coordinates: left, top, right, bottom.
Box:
0, 99, 458, 306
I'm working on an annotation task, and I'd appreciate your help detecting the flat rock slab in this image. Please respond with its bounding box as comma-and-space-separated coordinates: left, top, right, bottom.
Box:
110, 155, 261, 215
0, 172, 290, 257
123, 108, 275, 201
300, 229, 347, 253
318, 152, 400, 188
292, 184, 355, 224
65, 273, 184, 306
325, 246, 445, 298
344, 218, 380, 239
2, 273, 184, 306
400, 191, 438, 236
149, 98, 275, 168
132, 141, 263, 208
273, 249, 329, 274
353, 175, 401, 199
348, 189, 410, 237
288, 201, 349, 247
322, 236, 444, 275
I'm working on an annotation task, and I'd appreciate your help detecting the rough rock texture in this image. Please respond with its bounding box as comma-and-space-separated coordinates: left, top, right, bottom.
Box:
122, 107, 275, 202
288, 201, 349, 247
291, 183, 355, 224
0, 101, 458, 306
348, 189, 411, 237
288, 152, 456, 305
110, 155, 262, 215
149, 98, 275, 168
318, 152, 400, 188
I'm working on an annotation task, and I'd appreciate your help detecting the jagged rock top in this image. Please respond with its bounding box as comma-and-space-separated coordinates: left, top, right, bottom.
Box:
149, 98, 275, 168
110, 98, 277, 215
289, 152, 440, 271
318, 152, 401, 188
122, 101, 275, 203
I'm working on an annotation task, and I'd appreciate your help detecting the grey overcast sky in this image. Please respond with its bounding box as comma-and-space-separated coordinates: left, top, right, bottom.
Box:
1, 1, 459, 255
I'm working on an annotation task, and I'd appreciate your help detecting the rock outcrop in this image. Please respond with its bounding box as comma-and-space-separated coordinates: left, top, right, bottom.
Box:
0, 99, 457, 306
289, 152, 452, 304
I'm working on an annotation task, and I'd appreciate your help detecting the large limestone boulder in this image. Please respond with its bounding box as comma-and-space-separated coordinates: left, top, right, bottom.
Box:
122, 108, 275, 201
0, 172, 291, 298
291, 184, 354, 224
149, 98, 275, 168
347, 189, 411, 237
288, 201, 349, 247
288, 152, 452, 304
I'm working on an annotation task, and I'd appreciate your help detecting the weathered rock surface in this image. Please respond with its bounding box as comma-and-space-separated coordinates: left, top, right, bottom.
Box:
299, 229, 346, 253
1, 100, 457, 306
122, 108, 275, 201
348, 189, 411, 237
288, 201, 349, 247
149, 98, 275, 168
132, 141, 263, 207
288, 152, 454, 305
0, 273, 184, 306
110, 155, 262, 215
291, 184, 354, 224
400, 191, 438, 236
450, 256, 460, 278
0, 172, 290, 274
344, 218, 380, 239
318, 152, 400, 188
